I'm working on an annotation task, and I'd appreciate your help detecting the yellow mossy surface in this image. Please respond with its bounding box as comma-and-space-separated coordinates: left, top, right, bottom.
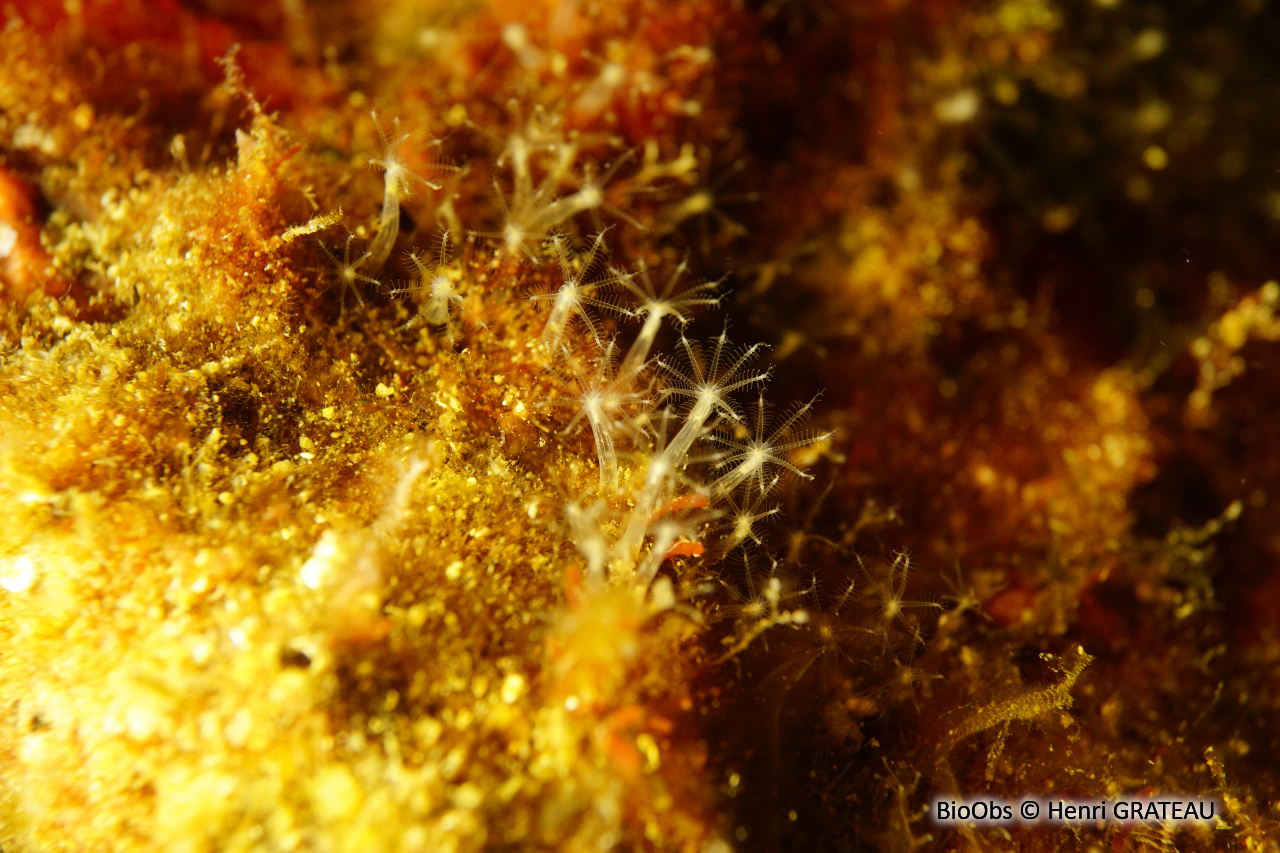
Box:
3, 1, 1280, 851
0, 52, 721, 853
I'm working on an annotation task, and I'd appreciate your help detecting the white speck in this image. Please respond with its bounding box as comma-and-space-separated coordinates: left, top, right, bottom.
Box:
300, 531, 342, 590
124, 704, 166, 742
190, 638, 213, 665
649, 577, 675, 611
600, 63, 626, 87
500, 674, 526, 704
502, 22, 527, 49
228, 627, 250, 652
13, 124, 54, 154
934, 89, 980, 124
0, 224, 17, 259
1, 556, 37, 593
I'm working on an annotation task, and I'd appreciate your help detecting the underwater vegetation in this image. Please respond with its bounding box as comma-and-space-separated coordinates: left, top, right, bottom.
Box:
1, 0, 1279, 850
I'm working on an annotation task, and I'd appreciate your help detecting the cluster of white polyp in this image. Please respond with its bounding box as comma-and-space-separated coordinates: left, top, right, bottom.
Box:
329, 109, 831, 594
528, 231, 832, 592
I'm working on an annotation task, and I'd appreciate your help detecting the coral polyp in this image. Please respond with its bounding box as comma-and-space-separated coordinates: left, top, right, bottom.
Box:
2, 1, 1280, 851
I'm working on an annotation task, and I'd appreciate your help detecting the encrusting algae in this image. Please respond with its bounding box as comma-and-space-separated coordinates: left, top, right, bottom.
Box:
2, 1, 1280, 851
